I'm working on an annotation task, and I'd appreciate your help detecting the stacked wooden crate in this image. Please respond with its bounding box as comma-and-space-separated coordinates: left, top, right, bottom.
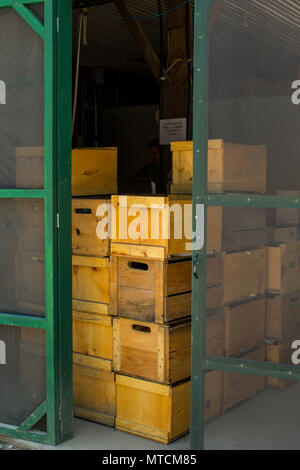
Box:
110, 195, 224, 443
170, 140, 267, 195
265, 197, 300, 390
72, 148, 118, 426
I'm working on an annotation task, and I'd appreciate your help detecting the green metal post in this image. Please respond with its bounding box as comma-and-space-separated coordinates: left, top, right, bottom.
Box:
56, 0, 73, 443
190, 0, 216, 451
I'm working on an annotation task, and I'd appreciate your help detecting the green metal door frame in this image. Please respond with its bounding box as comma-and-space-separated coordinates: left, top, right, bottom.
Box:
191, 0, 300, 450
0, 0, 73, 445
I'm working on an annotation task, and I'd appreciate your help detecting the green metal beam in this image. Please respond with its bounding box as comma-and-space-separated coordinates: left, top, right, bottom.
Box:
18, 401, 47, 432
0, 0, 42, 6
0, 425, 50, 445
196, 193, 300, 209
0, 189, 45, 199
190, 0, 215, 452
204, 356, 300, 382
44, 0, 60, 445
56, 0, 74, 443
13, 2, 45, 39
0, 313, 46, 329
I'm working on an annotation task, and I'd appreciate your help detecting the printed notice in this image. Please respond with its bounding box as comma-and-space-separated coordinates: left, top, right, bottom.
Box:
160, 118, 187, 145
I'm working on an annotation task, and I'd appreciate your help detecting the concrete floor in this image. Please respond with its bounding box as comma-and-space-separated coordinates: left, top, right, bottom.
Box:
2, 383, 300, 450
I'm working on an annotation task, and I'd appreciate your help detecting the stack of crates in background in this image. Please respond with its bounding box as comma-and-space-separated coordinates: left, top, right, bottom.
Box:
71, 148, 118, 427
221, 207, 267, 412
110, 195, 224, 443
266, 195, 300, 390
171, 141, 268, 414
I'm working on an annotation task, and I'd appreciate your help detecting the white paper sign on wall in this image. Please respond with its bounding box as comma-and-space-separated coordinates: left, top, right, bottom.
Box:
160, 118, 187, 145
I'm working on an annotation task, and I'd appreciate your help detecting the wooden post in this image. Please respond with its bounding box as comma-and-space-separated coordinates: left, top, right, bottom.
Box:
163, 0, 193, 123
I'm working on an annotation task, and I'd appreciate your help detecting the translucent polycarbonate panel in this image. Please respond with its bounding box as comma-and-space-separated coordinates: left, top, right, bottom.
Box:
0, 199, 45, 316
205, 366, 300, 450
209, 0, 300, 193
0, 5, 44, 189
0, 325, 46, 427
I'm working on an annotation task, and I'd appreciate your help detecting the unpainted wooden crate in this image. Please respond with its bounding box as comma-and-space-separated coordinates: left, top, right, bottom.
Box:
15, 251, 45, 315
266, 242, 300, 294
222, 229, 267, 252
113, 317, 191, 384
72, 147, 118, 196
224, 296, 266, 357
72, 198, 111, 257
222, 207, 267, 252
73, 311, 113, 361
171, 140, 267, 194
267, 226, 297, 244
15, 200, 45, 314
111, 195, 222, 257
222, 346, 265, 413
266, 340, 296, 390
19, 328, 46, 404
267, 191, 300, 227
15, 146, 44, 189
222, 207, 267, 232
110, 253, 223, 323
115, 370, 222, 444
73, 353, 115, 426
113, 312, 224, 384
222, 248, 265, 304
72, 255, 110, 314
16, 146, 118, 196
266, 291, 300, 342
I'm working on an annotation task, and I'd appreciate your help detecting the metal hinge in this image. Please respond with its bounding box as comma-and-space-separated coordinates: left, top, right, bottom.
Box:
57, 17, 60, 33
57, 213, 60, 228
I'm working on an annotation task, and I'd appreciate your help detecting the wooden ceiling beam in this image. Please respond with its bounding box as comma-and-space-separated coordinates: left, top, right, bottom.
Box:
113, 0, 161, 80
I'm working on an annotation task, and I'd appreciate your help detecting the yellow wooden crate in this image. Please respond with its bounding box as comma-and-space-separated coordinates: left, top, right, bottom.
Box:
72, 256, 110, 315
72, 198, 111, 257
73, 353, 115, 426
223, 248, 266, 304
116, 371, 222, 444
113, 312, 224, 385
111, 195, 222, 258
171, 140, 267, 194
113, 317, 191, 384
73, 311, 113, 361
266, 243, 300, 294
15, 146, 118, 196
72, 148, 117, 196
110, 253, 223, 323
